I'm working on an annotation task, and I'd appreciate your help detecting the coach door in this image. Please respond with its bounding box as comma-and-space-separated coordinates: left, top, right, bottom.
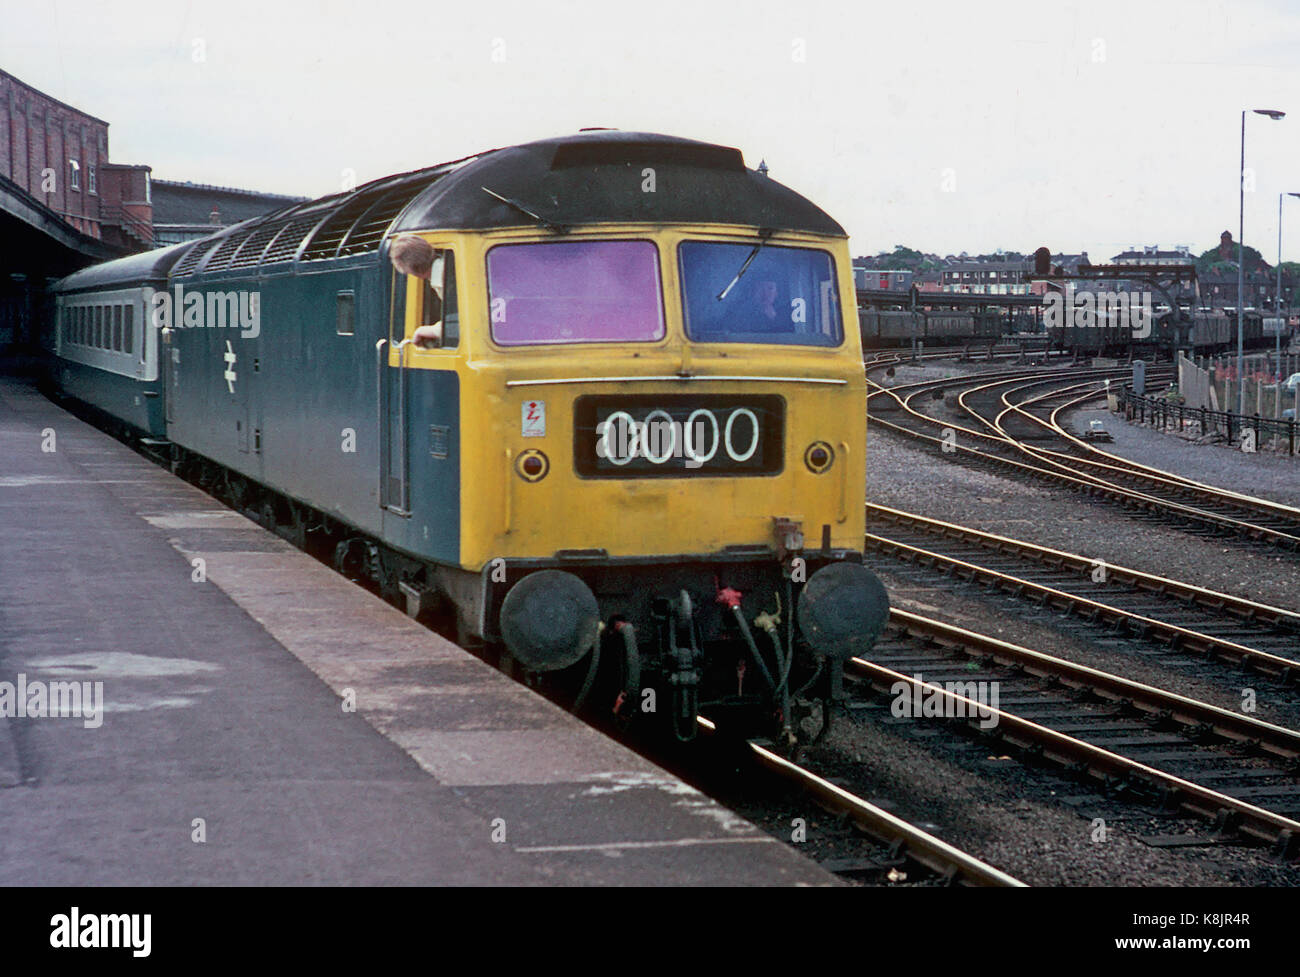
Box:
379, 267, 410, 514
161, 322, 177, 425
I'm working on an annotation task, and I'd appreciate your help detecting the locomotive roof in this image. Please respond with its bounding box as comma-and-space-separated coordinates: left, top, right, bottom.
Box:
56, 131, 845, 287
392, 131, 845, 237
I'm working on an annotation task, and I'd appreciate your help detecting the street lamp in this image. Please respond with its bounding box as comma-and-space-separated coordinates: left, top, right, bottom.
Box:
1239, 108, 1286, 415
1277, 191, 1300, 371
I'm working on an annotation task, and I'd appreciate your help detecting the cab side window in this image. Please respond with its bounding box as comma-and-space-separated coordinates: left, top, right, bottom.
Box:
422, 251, 458, 347
389, 235, 458, 350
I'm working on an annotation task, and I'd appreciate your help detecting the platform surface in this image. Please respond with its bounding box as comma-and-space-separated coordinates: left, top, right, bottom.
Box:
0, 378, 836, 885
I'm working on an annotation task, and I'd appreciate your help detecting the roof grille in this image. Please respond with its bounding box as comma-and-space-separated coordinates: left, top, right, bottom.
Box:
260, 216, 321, 265
172, 238, 221, 277
338, 186, 418, 255
165, 157, 476, 275
202, 229, 255, 272
301, 191, 385, 261
227, 221, 291, 269
302, 168, 457, 262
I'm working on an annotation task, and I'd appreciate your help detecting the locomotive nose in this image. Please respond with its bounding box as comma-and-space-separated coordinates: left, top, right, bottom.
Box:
797, 563, 890, 659
499, 570, 601, 672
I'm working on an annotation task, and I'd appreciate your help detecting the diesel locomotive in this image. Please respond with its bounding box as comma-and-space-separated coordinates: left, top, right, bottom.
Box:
47, 130, 889, 741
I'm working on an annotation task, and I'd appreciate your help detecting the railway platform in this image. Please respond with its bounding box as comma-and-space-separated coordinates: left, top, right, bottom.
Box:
0, 377, 834, 885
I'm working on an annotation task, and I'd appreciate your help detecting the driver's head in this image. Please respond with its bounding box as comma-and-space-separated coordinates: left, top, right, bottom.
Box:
756, 280, 778, 303
390, 235, 436, 280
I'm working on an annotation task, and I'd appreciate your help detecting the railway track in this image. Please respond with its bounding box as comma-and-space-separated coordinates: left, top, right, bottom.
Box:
694, 716, 1025, 886
848, 610, 1300, 859
976, 375, 1300, 538
867, 364, 1300, 550
863, 503, 1300, 684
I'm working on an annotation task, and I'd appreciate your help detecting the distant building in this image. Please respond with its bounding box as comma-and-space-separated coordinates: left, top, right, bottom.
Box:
0, 68, 153, 251
1199, 271, 1276, 309
854, 267, 912, 291
150, 180, 308, 247
941, 257, 1031, 295
1111, 244, 1194, 265
914, 270, 944, 293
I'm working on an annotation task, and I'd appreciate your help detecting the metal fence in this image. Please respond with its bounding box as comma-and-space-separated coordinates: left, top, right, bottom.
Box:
1118, 386, 1299, 456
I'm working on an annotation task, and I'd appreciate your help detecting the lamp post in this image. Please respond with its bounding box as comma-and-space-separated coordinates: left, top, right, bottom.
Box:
1239, 108, 1286, 415
1278, 192, 1300, 373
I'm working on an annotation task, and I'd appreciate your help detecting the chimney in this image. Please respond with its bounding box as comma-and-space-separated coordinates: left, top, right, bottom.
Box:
209, 206, 222, 225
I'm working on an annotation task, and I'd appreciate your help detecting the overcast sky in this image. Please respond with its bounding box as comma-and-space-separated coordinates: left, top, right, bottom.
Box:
5, 0, 1300, 261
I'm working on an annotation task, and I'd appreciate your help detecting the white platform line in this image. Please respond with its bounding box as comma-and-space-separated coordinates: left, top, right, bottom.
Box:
516, 836, 775, 854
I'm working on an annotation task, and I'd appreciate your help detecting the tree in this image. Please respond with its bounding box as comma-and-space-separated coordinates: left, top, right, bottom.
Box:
1196, 242, 1269, 276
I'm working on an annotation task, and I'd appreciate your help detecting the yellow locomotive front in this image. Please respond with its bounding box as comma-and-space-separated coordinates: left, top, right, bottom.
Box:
388, 133, 889, 739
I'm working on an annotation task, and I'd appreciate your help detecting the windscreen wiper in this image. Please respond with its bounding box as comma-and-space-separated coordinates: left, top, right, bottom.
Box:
716, 228, 775, 300
481, 187, 570, 234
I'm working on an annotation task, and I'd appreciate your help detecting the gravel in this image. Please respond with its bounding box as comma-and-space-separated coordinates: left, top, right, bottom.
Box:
803, 704, 1300, 887
1081, 404, 1300, 508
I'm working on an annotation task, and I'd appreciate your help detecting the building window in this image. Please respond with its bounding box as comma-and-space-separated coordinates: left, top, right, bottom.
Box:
88, 165, 97, 195
69, 159, 80, 191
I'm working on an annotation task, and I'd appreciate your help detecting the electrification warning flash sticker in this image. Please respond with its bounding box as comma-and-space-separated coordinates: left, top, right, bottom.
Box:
522, 400, 546, 437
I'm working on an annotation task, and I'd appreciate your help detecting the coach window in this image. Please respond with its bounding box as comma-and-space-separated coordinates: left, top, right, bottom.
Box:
113, 306, 123, 351
94, 306, 102, 347
123, 306, 133, 355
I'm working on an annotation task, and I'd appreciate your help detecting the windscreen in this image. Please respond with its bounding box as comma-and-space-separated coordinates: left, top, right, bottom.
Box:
679, 242, 842, 346
486, 240, 665, 345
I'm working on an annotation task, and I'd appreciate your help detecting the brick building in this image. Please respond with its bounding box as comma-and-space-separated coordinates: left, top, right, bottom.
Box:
0, 68, 153, 251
